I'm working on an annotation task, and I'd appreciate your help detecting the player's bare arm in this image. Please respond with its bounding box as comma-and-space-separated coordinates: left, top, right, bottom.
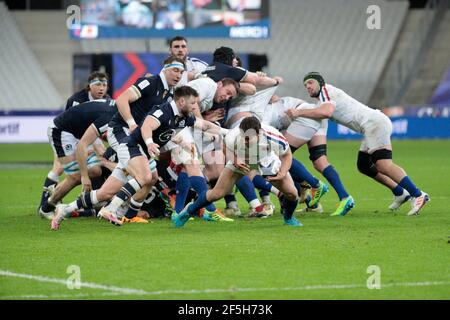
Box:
116, 87, 140, 131
141, 115, 161, 158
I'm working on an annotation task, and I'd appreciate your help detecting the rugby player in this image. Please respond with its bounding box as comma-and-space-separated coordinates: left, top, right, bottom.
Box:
287, 72, 429, 216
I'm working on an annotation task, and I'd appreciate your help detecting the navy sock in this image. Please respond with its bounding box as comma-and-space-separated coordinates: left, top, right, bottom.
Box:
293, 181, 302, 197
125, 199, 143, 219
43, 177, 57, 188
282, 197, 298, 220
398, 176, 421, 197
290, 159, 320, 188
236, 176, 258, 203
188, 191, 211, 216
175, 172, 190, 213
189, 176, 216, 212
39, 177, 58, 207
391, 184, 404, 196
252, 175, 273, 194
224, 194, 237, 204
322, 165, 349, 200
259, 189, 269, 197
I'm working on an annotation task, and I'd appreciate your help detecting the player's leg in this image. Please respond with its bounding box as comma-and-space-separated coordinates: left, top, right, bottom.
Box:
39, 154, 64, 211
182, 152, 232, 221
284, 123, 329, 206
252, 175, 280, 215
121, 160, 158, 222
307, 135, 354, 216
52, 168, 126, 230
99, 154, 153, 225
173, 167, 241, 227
357, 149, 410, 210
365, 114, 428, 215
269, 172, 302, 226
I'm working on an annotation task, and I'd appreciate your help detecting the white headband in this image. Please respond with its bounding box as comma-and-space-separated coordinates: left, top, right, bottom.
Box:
163, 62, 185, 71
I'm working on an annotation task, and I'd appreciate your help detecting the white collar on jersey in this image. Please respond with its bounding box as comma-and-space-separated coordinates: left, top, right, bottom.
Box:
170, 100, 179, 116
159, 71, 170, 91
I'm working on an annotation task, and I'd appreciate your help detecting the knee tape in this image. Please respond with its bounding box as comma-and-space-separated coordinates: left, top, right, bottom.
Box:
308, 144, 327, 162
357, 151, 378, 178
370, 149, 392, 163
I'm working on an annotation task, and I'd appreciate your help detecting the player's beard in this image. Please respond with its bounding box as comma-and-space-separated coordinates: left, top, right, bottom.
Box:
310, 88, 321, 98
181, 108, 191, 117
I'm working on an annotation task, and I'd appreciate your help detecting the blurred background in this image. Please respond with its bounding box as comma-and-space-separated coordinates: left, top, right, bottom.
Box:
0, 0, 449, 143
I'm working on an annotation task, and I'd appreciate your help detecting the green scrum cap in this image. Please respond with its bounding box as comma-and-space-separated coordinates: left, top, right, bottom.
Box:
303, 72, 325, 87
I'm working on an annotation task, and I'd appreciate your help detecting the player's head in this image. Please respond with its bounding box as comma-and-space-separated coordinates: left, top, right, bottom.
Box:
213, 46, 237, 66
303, 72, 325, 98
239, 116, 261, 148
174, 86, 199, 117
162, 56, 186, 87
86, 71, 108, 99
214, 78, 240, 104
169, 36, 188, 61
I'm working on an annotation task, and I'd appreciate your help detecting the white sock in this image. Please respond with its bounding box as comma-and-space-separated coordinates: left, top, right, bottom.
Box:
227, 201, 239, 209
47, 171, 60, 182
262, 195, 271, 203
249, 199, 261, 209
270, 186, 280, 196
107, 196, 124, 212
91, 190, 98, 205
64, 201, 79, 215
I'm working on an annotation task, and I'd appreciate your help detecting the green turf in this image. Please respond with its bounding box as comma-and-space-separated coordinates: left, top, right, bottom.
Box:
0, 140, 449, 300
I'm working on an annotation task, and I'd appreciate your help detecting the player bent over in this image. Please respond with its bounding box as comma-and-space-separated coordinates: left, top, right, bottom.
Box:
287, 72, 429, 215
172, 117, 302, 228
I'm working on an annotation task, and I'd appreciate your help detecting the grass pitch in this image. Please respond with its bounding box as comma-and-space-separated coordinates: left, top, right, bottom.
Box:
0, 140, 449, 300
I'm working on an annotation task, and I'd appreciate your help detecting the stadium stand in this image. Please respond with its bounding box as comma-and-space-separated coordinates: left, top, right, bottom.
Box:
402, 10, 450, 105
13, 9, 80, 101
371, 0, 449, 107
0, 2, 63, 111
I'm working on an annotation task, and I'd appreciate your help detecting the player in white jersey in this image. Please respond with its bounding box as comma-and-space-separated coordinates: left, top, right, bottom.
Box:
171, 117, 303, 228
168, 36, 209, 86
167, 77, 239, 219
226, 90, 331, 214
287, 72, 429, 216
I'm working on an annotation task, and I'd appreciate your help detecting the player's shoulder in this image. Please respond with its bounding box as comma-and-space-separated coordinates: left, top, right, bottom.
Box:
189, 77, 216, 89
188, 56, 209, 68
261, 123, 283, 135
67, 89, 88, 105
133, 75, 159, 90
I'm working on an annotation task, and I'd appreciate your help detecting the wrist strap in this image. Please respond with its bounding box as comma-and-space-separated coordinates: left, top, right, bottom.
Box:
126, 118, 136, 127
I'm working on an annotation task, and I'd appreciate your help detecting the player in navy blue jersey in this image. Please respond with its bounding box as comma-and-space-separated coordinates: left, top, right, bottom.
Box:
66, 71, 110, 110
97, 86, 229, 226
38, 71, 110, 216
107, 56, 185, 151
40, 99, 117, 222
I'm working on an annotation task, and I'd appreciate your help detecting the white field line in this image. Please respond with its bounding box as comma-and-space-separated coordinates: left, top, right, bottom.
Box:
1, 269, 449, 299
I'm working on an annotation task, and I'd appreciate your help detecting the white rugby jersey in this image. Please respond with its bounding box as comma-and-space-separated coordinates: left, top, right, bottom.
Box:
269, 97, 323, 131
187, 77, 217, 113
177, 56, 208, 87
318, 84, 377, 133
225, 123, 289, 166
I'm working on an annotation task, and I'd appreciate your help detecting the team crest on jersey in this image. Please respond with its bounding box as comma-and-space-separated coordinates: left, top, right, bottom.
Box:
159, 129, 176, 142
138, 79, 150, 90
65, 144, 73, 151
